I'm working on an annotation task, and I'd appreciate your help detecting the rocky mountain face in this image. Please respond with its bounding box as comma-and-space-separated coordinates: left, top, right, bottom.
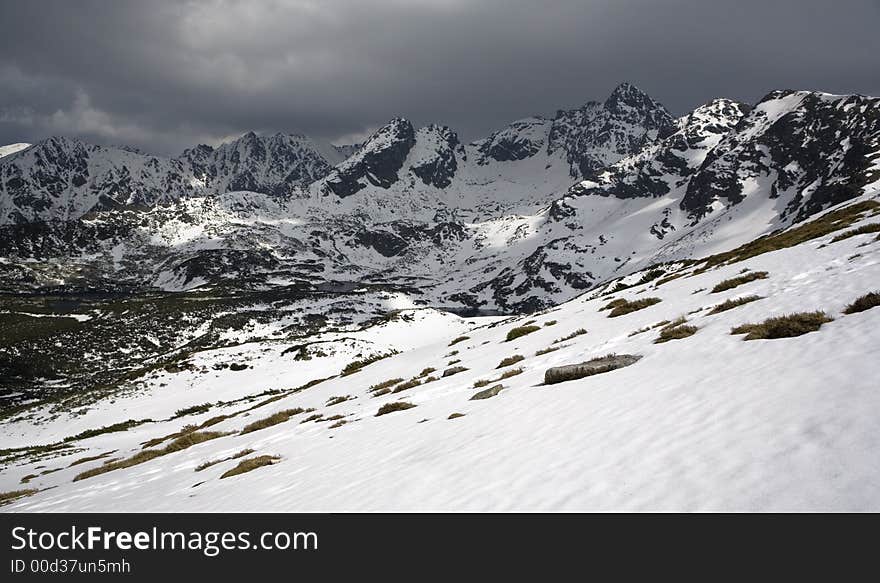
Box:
547, 81, 677, 178
1, 84, 878, 313
180, 131, 343, 198
0, 132, 342, 224
321, 118, 418, 197
571, 90, 880, 223
473, 81, 676, 179
572, 98, 752, 203
680, 90, 880, 223
0, 137, 194, 224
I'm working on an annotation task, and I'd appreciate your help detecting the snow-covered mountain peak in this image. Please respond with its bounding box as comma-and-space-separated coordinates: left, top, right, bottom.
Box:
0, 136, 192, 223
681, 88, 880, 222
410, 124, 465, 188
190, 130, 342, 196
681, 98, 751, 132
566, 94, 750, 205
474, 116, 550, 164
319, 117, 417, 197
604, 81, 671, 121
547, 85, 676, 179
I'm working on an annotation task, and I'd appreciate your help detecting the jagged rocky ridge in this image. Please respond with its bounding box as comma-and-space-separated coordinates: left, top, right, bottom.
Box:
0, 133, 344, 224
1, 84, 879, 313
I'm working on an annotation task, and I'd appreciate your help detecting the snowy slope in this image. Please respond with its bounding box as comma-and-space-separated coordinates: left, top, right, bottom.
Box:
0, 143, 30, 159
3, 198, 879, 511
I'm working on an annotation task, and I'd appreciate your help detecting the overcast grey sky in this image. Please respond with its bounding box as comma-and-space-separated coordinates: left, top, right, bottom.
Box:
1, 0, 878, 154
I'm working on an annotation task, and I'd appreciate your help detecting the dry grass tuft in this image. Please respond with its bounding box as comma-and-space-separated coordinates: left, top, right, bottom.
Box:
195, 449, 255, 472
505, 325, 541, 342
708, 295, 763, 314
552, 329, 587, 344
654, 321, 699, 343
843, 291, 880, 314
220, 455, 281, 479
391, 378, 422, 393
607, 298, 662, 317
496, 367, 524, 380
369, 378, 404, 393
341, 351, 397, 376
376, 402, 416, 416
240, 409, 307, 435
535, 345, 562, 356
496, 354, 525, 368
731, 311, 833, 340
326, 395, 353, 407
0, 489, 38, 506
710, 271, 768, 293
830, 223, 880, 243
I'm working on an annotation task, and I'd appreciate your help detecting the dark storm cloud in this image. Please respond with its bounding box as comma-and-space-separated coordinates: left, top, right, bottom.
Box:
1, 0, 878, 154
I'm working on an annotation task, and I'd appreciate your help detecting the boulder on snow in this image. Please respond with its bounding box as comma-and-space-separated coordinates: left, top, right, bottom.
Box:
544, 354, 641, 385
470, 384, 504, 400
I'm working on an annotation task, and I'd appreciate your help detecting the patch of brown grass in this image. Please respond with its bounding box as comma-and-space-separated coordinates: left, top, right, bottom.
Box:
376, 401, 416, 416
195, 449, 255, 472
496, 367, 524, 380
341, 351, 398, 376
496, 354, 525, 368
326, 395, 353, 407
708, 295, 763, 314
731, 311, 833, 340
711, 271, 769, 293
240, 408, 307, 435
391, 378, 422, 393
369, 378, 404, 393
607, 298, 662, 317
535, 345, 562, 355
220, 455, 281, 479
67, 451, 116, 468
830, 223, 880, 243
700, 200, 880, 268
505, 325, 541, 342
0, 489, 38, 506
654, 321, 699, 343
553, 329, 586, 343
843, 291, 880, 314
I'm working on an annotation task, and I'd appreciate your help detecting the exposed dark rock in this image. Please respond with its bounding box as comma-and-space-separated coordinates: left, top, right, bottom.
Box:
544, 354, 641, 385
470, 384, 504, 400
324, 118, 416, 197
410, 125, 463, 188
355, 229, 409, 257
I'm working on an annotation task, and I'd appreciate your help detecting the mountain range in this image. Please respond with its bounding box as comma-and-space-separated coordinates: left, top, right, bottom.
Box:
1, 82, 878, 312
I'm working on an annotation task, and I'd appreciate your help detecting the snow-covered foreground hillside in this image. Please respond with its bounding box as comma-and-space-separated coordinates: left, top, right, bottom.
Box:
2, 199, 879, 511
